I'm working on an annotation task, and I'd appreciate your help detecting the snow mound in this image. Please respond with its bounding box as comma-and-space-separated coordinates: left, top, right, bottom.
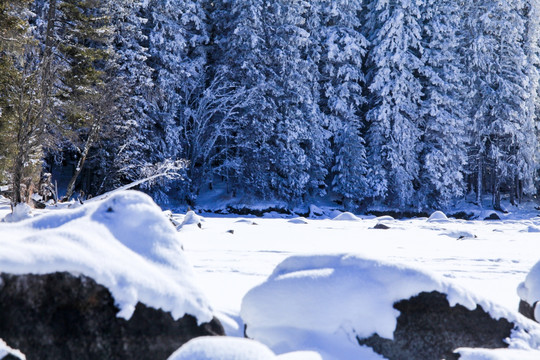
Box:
332, 212, 361, 221
526, 225, 540, 233
241, 254, 540, 358
427, 211, 448, 222
167, 337, 276, 360
0, 190, 213, 323
181, 210, 203, 227
376, 215, 394, 222
168, 337, 323, 360
456, 348, 540, 360
2, 203, 32, 223
518, 260, 540, 321
0, 338, 25, 360
288, 217, 308, 225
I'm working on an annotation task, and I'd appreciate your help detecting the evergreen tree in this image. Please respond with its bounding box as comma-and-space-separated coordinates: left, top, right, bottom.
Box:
209, 0, 274, 197
144, 0, 211, 202
87, 0, 155, 196
463, 0, 536, 208
264, 0, 329, 201
315, 0, 369, 209
419, 0, 469, 209
364, 0, 425, 207
0, 0, 49, 204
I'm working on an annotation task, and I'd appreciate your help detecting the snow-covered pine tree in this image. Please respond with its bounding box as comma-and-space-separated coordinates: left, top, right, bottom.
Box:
263, 0, 329, 202
363, 0, 425, 207
209, 0, 276, 197
463, 0, 536, 209
314, 0, 369, 210
418, 0, 469, 209
88, 0, 156, 196
143, 0, 209, 202
519, 0, 540, 203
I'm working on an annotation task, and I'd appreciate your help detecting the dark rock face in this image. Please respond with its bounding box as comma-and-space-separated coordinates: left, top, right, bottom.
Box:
357, 291, 514, 360
373, 223, 390, 230
484, 213, 501, 221
0, 272, 224, 360
519, 300, 537, 322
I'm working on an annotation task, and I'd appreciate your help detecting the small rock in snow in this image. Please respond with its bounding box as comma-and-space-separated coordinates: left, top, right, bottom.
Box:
181, 210, 203, 228
288, 217, 308, 225
427, 211, 448, 222
332, 212, 361, 221
484, 213, 501, 221
376, 215, 394, 222
373, 223, 390, 230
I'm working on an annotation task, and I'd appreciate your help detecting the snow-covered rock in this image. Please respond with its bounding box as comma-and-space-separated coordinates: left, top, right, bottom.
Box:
0, 190, 213, 322
0, 338, 24, 360
442, 230, 477, 240
518, 260, 540, 322
288, 217, 308, 225
375, 215, 394, 222
180, 210, 203, 228
168, 337, 323, 360
1, 203, 32, 223
241, 254, 540, 360
0, 272, 223, 360
332, 212, 361, 221
427, 211, 448, 222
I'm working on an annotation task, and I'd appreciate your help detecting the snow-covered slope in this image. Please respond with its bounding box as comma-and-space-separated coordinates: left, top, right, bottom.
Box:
0, 191, 213, 323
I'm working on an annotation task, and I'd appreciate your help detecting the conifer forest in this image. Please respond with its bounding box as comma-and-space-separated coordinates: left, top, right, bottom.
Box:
1, 0, 540, 211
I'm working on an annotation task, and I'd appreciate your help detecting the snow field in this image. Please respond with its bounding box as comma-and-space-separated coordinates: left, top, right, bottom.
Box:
3, 193, 540, 359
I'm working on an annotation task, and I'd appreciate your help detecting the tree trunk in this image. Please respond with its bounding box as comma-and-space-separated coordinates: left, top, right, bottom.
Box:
12, 149, 24, 205
64, 123, 99, 200
510, 173, 516, 206
476, 156, 483, 206
493, 166, 502, 212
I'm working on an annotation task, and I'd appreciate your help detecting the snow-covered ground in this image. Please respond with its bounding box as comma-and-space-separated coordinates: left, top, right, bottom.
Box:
2, 192, 540, 359
179, 214, 540, 326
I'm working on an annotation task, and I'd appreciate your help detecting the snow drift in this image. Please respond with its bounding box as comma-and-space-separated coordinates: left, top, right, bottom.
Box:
0, 190, 213, 323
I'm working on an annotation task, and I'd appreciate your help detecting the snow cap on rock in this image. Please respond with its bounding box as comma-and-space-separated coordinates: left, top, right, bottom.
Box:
0, 190, 213, 323
332, 212, 361, 221
427, 211, 448, 222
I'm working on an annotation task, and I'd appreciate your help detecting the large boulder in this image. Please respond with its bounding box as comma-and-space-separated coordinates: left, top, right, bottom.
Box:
357, 291, 513, 360
0, 191, 224, 359
0, 272, 224, 360
241, 254, 540, 360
